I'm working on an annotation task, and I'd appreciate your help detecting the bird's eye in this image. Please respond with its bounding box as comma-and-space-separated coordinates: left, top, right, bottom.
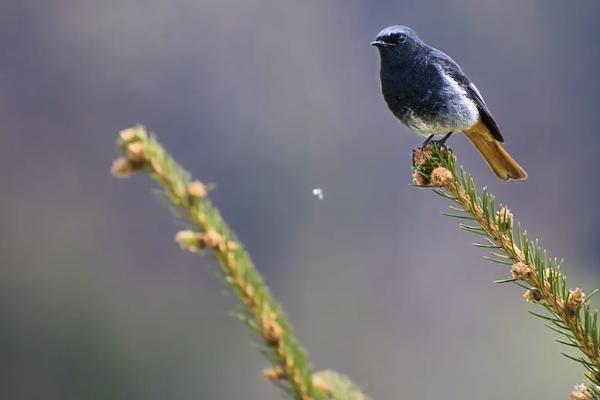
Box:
397, 34, 406, 44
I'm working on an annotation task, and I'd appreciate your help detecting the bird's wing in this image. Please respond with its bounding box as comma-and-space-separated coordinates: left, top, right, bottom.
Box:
427, 48, 504, 142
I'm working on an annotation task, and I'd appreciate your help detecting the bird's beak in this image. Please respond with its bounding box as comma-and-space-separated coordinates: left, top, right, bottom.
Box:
370, 40, 395, 48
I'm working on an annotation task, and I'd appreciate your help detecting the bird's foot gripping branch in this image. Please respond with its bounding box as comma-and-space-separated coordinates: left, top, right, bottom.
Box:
111, 125, 369, 400
411, 144, 455, 187
413, 144, 600, 400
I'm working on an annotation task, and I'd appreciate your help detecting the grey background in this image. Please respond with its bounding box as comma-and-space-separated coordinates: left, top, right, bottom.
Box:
1, 0, 599, 398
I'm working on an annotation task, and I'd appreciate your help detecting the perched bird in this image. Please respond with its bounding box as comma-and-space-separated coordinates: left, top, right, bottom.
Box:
371, 25, 526, 180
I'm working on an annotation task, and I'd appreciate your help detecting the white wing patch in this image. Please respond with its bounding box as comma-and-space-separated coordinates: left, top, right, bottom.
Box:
440, 73, 479, 129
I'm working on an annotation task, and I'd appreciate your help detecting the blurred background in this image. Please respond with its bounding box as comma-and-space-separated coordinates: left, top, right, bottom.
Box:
1, 0, 599, 398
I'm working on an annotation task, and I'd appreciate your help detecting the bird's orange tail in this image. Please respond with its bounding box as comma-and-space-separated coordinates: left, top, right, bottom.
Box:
464, 121, 527, 181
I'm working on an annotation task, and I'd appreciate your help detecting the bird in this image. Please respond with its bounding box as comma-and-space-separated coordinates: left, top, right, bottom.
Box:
371, 25, 526, 180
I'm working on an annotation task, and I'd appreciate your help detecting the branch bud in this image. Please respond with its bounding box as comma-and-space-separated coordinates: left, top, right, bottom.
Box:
119, 125, 147, 142
524, 288, 543, 303
188, 180, 207, 198
204, 229, 224, 250
430, 166, 454, 187
571, 384, 594, 400
262, 312, 283, 343
567, 288, 585, 314
111, 157, 137, 178
412, 170, 427, 186
511, 262, 533, 280
175, 230, 205, 252
263, 367, 285, 382
126, 142, 146, 163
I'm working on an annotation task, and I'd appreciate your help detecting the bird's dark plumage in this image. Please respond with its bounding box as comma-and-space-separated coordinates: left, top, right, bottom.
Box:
371, 25, 525, 180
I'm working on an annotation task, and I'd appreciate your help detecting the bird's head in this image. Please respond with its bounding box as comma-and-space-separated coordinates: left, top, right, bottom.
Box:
371, 25, 421, 59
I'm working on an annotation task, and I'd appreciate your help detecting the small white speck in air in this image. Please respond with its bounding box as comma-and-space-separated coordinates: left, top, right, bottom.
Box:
312, 188, 324, 200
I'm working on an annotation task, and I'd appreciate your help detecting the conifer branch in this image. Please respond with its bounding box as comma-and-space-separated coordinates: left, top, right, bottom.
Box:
112, 124, 598, 399
111, 125, 369, 400
413, 144, 600, 399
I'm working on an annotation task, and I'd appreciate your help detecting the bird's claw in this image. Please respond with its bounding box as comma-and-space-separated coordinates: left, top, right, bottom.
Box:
421, 132, 453, 149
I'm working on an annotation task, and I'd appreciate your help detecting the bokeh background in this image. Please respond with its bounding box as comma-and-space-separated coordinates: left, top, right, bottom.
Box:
1, 1, 600, 398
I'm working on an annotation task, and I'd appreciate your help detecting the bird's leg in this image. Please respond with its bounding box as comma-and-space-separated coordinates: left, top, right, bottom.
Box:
422, 134, 434, 147
429, 132, 453, 148
438, 131, 453, 145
